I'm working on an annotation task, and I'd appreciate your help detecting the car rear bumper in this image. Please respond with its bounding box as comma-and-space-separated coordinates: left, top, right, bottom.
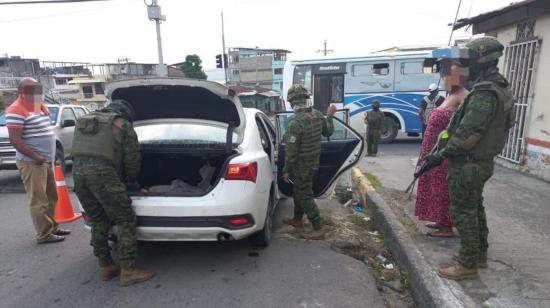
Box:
80, 180, 268, 241
82, 216, 259, 242
0, 155, 17, 170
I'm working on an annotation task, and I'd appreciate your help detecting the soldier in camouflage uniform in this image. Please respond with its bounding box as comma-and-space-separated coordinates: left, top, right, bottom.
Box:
426, 37, 514, 280
73, 100, 154, 286
363, 100, 385, 156
282, 85, 335, 240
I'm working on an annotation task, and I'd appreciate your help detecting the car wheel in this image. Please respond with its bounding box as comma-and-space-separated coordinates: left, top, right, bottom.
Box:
55, 148, 66, 172
379, 116, 398, 144
251, 194, 274, 247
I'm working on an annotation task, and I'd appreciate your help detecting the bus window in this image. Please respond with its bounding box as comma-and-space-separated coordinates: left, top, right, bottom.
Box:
372, 63, 389, 75
395, 60, 441, 92
401, 62, 423, 74
347, 61, 394, 93
293, 65, 312, 93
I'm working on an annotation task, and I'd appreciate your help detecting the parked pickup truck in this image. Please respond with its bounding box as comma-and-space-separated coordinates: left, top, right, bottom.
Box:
0, 104, 89, 171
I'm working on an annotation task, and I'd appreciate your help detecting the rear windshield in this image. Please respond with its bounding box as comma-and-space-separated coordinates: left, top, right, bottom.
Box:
135, 123, 238, 145
0, 113, 5, 126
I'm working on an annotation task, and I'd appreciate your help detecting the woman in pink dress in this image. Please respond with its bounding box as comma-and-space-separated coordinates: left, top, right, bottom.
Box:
415, 85, 468, 237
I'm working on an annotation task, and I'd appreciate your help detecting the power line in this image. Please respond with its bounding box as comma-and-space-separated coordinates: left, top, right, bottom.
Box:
0, 0, 109, 5
0, 0, 134, 23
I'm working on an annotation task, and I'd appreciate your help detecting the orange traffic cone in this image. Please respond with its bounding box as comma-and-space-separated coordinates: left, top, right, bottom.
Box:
54, 164, 82, 223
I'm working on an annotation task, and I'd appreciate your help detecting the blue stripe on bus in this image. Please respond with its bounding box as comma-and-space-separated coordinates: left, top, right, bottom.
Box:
343, 92, 427, 133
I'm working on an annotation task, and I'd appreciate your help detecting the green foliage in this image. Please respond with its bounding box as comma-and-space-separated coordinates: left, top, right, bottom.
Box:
365, 172, 381, 188
0, 94, 5, 112
401, 271, 410, 286
179, 54, 208, 80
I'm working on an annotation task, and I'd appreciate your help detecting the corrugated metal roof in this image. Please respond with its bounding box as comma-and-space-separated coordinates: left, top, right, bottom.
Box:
453, 0, 539, 30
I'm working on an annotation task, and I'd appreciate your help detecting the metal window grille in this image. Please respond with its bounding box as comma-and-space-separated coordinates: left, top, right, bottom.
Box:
499, 39, 539, 163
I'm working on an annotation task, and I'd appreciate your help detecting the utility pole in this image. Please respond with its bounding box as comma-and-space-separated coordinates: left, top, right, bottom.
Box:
221, 12, 228, 84
448, 0, 463, 46
145, 0, 167, 77
316, 40, 334, 56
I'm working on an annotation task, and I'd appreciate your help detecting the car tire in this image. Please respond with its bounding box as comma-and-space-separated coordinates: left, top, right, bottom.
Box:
379, 116, 398, 144
55, 148, 66, 172
251, 193, 274, 247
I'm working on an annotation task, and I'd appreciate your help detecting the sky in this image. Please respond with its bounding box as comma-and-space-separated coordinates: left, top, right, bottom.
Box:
0, 0, 515, 69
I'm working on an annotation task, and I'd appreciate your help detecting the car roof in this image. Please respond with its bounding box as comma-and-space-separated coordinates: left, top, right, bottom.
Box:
45, 104, 87, 108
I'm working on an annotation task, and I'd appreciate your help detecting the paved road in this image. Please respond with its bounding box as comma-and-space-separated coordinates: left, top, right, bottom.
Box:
0, 169, 385, 308
360, 138, 550, 307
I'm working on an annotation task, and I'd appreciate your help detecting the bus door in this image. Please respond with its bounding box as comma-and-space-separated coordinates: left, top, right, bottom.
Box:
312, 63, 346, 112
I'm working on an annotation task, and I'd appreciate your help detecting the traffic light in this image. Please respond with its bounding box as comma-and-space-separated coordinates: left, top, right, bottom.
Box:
216, 54, 223, 68
223, 54, 228, 68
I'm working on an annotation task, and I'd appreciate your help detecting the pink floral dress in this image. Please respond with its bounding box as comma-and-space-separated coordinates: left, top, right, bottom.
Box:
414, 107, 454, 227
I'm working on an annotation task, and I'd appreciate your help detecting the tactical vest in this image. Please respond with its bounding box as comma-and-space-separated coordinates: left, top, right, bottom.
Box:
366, 110, 384, 131
72, 112, 123, 164
451, 80, 514, 159
292, 110, 325, 168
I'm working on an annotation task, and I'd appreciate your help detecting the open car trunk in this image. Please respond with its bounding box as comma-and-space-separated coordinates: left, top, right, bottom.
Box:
136, 146, 238, 197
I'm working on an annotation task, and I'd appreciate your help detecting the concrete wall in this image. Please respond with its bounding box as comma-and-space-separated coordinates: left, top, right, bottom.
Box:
526, 13, 550, 181
494, 13, 550, 181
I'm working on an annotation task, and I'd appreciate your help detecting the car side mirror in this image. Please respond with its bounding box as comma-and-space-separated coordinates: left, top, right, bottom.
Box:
61, 119, 76, 128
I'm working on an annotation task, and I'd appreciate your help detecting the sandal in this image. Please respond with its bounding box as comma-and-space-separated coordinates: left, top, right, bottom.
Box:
427, 230, 455, 238
425, 223, 441, 229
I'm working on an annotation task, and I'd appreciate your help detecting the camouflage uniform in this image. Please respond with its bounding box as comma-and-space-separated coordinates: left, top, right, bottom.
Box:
283, 105, 334, 230
73, 101, 141, 270
365, 102, 385, 155
436, 51, 514, 269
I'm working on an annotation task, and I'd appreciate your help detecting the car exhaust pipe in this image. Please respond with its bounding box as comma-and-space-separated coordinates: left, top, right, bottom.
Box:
217, 232, 231, 241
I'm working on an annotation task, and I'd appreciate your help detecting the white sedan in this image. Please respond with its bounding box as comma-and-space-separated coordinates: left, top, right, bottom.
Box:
79, 78, 364, 247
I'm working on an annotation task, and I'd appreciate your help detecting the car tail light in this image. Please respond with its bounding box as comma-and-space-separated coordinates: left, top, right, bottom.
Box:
228, 217, 250, 225
225, 162, 257, 183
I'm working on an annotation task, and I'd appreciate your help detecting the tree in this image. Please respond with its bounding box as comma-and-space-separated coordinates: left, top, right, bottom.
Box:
180, 54, 208, 80
0, 94, 5, 112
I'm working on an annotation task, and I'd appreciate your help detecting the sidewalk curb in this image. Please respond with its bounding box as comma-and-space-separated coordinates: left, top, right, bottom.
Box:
351, 168, 476, 308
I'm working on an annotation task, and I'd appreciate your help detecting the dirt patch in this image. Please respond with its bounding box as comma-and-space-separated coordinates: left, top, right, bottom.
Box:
275, 195, 415, 308
376, 187, 420, 235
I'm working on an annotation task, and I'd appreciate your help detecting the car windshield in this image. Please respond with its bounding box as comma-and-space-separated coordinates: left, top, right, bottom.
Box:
0, 113, 6, 126
135, 123, 238, 145
48, 107, 59, 125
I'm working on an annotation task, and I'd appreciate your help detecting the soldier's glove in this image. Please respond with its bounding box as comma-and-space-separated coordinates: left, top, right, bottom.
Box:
424, 153, 444, 168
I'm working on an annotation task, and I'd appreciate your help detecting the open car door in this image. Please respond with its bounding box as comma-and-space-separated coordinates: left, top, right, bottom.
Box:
275, 111, 364, 198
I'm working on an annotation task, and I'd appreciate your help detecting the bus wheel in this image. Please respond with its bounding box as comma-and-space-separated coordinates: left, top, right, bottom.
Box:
380, 117, 398, 144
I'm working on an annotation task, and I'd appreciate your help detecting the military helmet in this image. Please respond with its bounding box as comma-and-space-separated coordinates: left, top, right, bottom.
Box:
287, 84, 310, 103
466, 36, 504, 64
372, 100, 381, 108
108, 99, 135, 122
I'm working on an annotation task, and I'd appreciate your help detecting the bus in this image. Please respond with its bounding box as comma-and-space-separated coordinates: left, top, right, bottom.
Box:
282, 50, 442, 143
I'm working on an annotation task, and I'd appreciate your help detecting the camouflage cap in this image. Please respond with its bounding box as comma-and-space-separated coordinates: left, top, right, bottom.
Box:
107, 99, 135, 122
467, 36, 504, 64
372, 100, 381, 108
287, 84, 310, 103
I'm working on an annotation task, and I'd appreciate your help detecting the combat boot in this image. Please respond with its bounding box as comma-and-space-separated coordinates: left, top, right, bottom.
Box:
282, 218, 304, 228
120, 268, 154, 287
438, 264, 479, 280
302, 229, 325, 240
453, 251, 488, 268
100, 264, 120, 281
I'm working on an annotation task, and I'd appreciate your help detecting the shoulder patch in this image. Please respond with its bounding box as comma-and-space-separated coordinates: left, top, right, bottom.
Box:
289, 135, 297, 143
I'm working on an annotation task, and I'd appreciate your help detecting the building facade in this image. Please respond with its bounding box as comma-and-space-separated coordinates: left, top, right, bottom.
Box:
227, 48, 290, 94
456, 0, 550, 181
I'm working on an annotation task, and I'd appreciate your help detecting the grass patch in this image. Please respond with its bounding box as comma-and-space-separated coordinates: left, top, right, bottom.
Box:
401, 271, 410, 287
351, 214, 370, 228
364, 172, 381, 188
